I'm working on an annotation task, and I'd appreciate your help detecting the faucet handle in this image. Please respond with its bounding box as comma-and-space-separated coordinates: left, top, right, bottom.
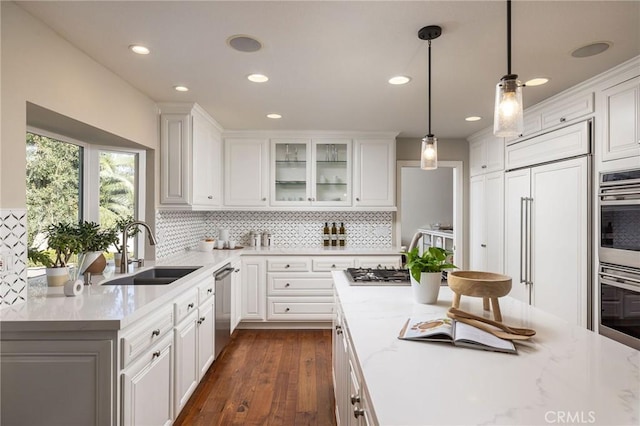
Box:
134, 259, 144, 267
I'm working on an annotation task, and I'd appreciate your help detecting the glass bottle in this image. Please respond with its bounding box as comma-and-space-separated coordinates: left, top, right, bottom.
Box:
323, 222, 330, 247
331, 222, 338, 247
339, 222, 346, 247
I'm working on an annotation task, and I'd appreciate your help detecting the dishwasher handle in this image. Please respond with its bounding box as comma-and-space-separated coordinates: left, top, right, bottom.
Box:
214, 266, 235, 281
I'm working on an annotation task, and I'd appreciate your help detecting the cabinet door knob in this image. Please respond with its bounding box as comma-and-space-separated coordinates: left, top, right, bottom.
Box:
354, 408, 365, 418
262, 197, 267, 201
350, 394, 361, 405
152, 350, 161, 359
188, 302, 194, 309
481, 165, 487, 169
480, 244, 487, 248
234, 269, 240, 273
355, 197, 360, 202
207, 195, 213, 199
308, 197, 313, 201
560, 117, 566, 122
151, 329, 160, 337
198, 317, 205, 324
207, 288, 213, 294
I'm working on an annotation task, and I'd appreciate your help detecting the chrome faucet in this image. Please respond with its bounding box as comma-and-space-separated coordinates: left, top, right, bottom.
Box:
120, 221, 158, 273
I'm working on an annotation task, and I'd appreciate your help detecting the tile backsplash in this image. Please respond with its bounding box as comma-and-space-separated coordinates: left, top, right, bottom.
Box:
156, 210, 393, 259
0, 209, 28, 307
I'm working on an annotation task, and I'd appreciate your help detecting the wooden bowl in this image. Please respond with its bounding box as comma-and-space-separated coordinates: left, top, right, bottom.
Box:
447, 271, 512, 298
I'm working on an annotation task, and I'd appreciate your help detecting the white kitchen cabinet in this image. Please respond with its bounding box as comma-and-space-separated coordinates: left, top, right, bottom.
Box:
159, 103, 223, 209
224, 138, 269, 207
240, 257, 267, 321
468, 129, 504, 177
505, 157, 589, 328
196, 296, 215, 379
174, 310, 199, 415
540, 92, 594, 130
271, 138, 352, 207
354, 138, 396, 207
601, 75, 640, 161
469, 171, 504, 273
1, 339, 113, 426
121, 333, 173, 426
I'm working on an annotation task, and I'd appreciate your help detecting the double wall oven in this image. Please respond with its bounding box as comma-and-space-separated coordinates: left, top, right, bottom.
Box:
598, 169, 640, 350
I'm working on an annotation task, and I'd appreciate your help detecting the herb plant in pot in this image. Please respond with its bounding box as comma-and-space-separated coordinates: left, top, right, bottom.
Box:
44, 222, 81, 286
404, 247, 456, 304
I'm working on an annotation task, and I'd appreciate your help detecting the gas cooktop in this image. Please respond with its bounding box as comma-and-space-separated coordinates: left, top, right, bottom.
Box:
346, 268, 411, 286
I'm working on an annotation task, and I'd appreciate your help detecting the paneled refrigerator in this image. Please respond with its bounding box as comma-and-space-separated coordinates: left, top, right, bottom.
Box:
504, 121, 592, 328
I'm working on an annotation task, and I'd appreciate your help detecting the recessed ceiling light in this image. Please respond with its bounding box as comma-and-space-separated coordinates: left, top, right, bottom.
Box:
129, 44, 150, 55
388, 76, 411, 85
571, 42, 611, 58
174, 85, 189, 92
248, 74, 269, 83
267, 113, 282, 119
227, 35, 263, 53
525, 77, 550, 86
465, 116, 482, 122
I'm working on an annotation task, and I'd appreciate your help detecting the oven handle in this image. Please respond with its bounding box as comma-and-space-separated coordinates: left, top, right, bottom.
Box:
600, 198, 640, 205
600, 276, 640, 293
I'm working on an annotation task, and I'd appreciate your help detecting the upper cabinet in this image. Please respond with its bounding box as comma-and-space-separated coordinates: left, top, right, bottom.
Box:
353, 138, 396, 207
270, 138, 352, 207
224, 138, 269, 207
601, 75, 640, 162
468, 129, 504, 177
159, 103, 223, 210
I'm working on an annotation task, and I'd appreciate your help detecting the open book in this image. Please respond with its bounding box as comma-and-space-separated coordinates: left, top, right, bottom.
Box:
398, 316, 517, 354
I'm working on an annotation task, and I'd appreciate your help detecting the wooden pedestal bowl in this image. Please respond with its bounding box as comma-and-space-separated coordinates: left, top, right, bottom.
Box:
447, 271, 512, 322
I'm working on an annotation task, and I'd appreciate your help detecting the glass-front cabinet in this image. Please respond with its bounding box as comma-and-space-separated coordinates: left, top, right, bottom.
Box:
271, 139, 351, 206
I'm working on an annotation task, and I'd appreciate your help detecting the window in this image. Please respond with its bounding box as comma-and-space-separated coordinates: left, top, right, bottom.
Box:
26, 130, 146, 266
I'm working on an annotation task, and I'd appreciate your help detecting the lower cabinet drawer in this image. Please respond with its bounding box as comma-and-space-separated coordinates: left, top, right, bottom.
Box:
312, 258, 355, 272
267, 258, 311, 272
267, 297, 334, 321
267, 274, 334, 296
121, 305, 174, 367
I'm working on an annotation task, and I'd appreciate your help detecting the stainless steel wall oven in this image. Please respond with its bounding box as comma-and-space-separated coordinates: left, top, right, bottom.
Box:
598, 169, 640, 350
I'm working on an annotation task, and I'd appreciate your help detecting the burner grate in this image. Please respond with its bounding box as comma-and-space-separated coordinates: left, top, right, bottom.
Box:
346, 268, 410, 284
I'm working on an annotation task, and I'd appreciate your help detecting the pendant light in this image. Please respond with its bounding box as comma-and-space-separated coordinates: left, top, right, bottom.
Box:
418, 25, 442, 170
493, 0, 524, 137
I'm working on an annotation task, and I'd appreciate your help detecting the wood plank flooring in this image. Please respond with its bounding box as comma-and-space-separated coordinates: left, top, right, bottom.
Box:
174, 329, 337, 426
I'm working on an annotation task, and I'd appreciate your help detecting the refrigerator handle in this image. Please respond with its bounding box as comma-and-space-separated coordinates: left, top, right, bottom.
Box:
519, 197, 526, 285
526, 197, 533, 303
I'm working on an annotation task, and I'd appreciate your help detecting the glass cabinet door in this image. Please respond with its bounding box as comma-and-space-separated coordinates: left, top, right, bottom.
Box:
272, 140, 310, 204
313, 140, 351, 205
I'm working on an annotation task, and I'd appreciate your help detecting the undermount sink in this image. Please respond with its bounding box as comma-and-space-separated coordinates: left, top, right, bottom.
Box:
101, 267, 202, 286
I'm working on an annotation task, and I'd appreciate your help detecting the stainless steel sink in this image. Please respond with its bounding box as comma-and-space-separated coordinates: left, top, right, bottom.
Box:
101, 267, 202, 286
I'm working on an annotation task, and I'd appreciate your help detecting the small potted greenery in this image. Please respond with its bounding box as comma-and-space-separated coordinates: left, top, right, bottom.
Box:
42, 222, 81, 286
111, 215, 139, 267
76, 221, 118, 274
403, 246, 456, 303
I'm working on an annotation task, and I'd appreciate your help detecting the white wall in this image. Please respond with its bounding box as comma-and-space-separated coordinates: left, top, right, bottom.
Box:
400, 166, 453, 247
0, 2, 158, 208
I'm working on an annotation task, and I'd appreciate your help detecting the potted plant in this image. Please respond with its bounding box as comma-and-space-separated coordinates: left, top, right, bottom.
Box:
111, 215, 139, 267
43, 222, 81, 286
403, 246, 456, 304
76, 220, 118, 274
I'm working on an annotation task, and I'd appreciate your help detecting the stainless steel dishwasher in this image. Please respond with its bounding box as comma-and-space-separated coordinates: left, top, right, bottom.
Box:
214, 264, 235, 358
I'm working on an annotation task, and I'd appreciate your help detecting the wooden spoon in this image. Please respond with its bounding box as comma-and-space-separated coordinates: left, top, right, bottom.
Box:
447, 314, 533, 341
448, 307, 536, 336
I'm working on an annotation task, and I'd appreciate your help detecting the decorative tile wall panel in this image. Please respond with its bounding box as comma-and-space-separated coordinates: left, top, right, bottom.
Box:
156, 210, 393, 259
0, 209, 28, 307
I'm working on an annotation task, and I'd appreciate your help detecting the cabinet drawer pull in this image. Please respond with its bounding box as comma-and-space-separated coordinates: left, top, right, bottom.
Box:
285, 264, 290, 268
481, 165, 487, 169
285, 283, 290, 287
262, 197, 267, 201
198, 317, 205, 324
188, 302, 195, 309
207, 195, 213, 199
350, 394, 361, 405
354, 408, 365, 418
207, 288, 213, 294
151, 329, 160, 337
480, 244, 487, 248
234, 269, 240, 273
285, 307, 290, 312
377, 264, 382, 269
308, 197, 312, 201
152, 350, 161, 359
356, 197, 360, 202
331, 264, 336, 268
560, 117, 566, 122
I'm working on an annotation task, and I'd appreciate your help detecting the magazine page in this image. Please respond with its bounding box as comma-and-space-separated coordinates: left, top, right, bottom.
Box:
399, 317, 453, 342
453, 321, 516, 353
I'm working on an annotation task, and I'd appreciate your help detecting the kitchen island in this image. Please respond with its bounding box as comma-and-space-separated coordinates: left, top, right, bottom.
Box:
332, 271, 639, 426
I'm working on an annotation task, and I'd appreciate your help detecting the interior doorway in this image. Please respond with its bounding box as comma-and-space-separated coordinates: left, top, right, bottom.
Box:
395, 160, 464, 268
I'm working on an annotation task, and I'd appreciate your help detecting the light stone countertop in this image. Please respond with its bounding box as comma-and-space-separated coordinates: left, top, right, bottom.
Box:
1, 246, 402, 331
332, 271, 639, 426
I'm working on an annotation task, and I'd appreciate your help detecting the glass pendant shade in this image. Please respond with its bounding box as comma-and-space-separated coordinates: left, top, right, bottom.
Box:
421, 135, 438, 170
493, 75, 524, 137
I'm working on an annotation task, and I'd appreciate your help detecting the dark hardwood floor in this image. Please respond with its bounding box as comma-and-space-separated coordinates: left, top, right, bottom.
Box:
174, 329, 337, 426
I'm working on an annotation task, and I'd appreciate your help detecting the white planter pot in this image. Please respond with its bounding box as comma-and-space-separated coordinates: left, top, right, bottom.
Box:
78, 251, 103, 274
410, 272, 442, 304
46, 267, 70, 287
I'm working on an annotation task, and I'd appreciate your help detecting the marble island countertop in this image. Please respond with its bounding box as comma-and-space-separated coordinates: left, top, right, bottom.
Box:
332, 271, 639, 426
1, 246, 403, 331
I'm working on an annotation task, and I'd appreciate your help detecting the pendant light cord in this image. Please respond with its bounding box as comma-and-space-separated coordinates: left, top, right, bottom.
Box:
507, 0, 512, 75
428, 39, 432, 136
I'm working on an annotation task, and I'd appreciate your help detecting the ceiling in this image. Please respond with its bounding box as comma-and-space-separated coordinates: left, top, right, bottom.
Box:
16, 1, 640, 139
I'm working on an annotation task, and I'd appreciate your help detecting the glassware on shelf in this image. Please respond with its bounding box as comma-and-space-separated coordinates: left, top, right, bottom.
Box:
325, 144, 330, 161
284, 144, 290, 162
294, 147, 298, 162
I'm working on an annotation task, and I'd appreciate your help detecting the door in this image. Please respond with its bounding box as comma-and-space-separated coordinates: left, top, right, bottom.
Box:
313, 139, 352, 206
271, 139, 311, 205
602, 76, 640, 161
504, 168, 532, 304
192, 111, 222, 207
174, 312, 199, 414
197, 299, 215, 378
224, 138, 269, 206
354, 139, 395, 207
485, 171, 504, 274
531, 157, 590, 327
469, 175, 486, 270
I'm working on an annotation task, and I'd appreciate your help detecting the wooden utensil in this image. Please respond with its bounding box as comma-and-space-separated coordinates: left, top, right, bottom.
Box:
448, 307, 536, 336
447, 314, 533, 341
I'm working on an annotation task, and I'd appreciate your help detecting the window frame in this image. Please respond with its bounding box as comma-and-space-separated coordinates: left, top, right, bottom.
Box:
27, 126, 147, 259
